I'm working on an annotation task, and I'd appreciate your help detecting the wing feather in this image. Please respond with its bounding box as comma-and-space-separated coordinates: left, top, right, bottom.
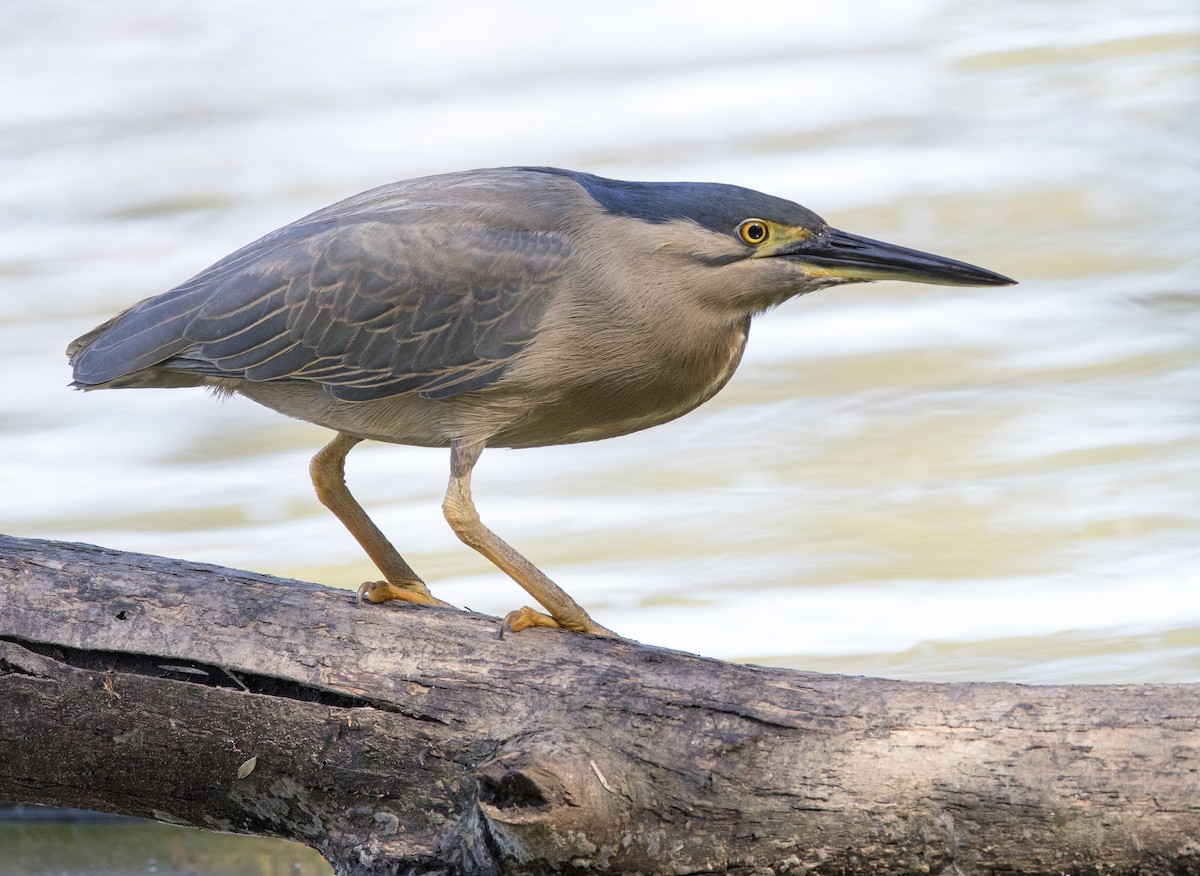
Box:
70, 216, 570, 401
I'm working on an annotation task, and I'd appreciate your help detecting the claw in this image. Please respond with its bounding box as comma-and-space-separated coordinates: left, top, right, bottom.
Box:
355, 581, 372, 607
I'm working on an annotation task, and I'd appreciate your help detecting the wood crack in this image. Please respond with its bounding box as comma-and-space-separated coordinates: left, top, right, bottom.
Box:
0, 636, 450, 725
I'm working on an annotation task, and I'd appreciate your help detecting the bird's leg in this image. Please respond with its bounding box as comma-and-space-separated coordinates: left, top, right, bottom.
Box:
310, 432, 446, 607
442, 440, 616, 638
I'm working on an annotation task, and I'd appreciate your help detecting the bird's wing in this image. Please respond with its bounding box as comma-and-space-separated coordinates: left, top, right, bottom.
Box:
70, 218, 570, 401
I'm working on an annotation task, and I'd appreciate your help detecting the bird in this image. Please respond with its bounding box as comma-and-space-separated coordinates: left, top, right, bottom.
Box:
67, 166, 1015, 638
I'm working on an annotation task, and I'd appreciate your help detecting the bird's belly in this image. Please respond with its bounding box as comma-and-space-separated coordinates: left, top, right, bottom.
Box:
232, 380, 458, 447
493, 392, 696, 448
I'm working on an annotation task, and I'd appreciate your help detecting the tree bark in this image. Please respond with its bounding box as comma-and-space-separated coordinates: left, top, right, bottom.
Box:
0, 533, 1197, 875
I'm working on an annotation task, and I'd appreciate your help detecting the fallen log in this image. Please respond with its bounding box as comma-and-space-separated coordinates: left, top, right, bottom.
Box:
0, 533, 1197, 875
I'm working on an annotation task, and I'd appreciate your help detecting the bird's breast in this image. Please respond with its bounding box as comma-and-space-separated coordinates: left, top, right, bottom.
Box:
488, 315, 750, 449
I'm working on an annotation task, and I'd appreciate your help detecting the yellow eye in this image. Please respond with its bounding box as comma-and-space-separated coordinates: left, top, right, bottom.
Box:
738, 219, 770, 246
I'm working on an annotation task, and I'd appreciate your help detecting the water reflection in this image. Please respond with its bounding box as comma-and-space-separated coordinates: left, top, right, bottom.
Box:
0, 817, 331, 876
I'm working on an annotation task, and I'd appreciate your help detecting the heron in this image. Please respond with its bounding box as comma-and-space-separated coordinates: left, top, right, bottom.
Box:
68, 167, 1015, 638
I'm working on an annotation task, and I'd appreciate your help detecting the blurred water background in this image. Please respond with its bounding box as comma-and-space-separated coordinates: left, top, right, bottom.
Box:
1, 0, 1198, 870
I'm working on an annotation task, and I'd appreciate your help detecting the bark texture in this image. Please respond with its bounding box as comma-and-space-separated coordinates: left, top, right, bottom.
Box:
0, 533, 1197, 875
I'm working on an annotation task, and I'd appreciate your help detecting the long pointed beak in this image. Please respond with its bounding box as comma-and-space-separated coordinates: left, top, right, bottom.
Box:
790, 227, 1016, 287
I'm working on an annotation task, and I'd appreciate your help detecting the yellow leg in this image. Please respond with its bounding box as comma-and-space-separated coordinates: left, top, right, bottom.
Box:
310, 432, 446, 607
441, 441, 616, 638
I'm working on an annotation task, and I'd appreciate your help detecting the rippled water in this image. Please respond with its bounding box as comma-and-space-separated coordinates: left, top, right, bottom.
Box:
2, 1, 1197, 872
2, 0, 1198, 696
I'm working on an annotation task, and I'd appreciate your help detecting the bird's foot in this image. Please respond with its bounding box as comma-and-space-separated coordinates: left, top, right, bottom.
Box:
356, 579, 446, 607
499, 605, 618, 639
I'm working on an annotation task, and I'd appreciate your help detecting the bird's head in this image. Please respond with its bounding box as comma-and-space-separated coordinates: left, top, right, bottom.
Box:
544, 169, 1016, 315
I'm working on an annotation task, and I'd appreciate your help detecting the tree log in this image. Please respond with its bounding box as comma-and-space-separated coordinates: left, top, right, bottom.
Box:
0, 533, 1197, 875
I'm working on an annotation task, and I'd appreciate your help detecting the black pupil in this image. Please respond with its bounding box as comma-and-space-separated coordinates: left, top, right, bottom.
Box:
746, 223, 765, 241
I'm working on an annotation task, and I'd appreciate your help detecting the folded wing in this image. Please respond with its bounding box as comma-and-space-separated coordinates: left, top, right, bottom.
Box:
68, 216, 569, 402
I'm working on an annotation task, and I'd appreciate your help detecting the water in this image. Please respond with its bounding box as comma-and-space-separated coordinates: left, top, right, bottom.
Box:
1, 1, 1198, 868
0, 817, 328, 876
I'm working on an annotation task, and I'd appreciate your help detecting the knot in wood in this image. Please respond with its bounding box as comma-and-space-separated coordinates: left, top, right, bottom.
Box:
470, 741, 631, 871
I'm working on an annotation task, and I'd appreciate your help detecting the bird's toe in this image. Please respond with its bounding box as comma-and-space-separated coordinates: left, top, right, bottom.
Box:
356, 579, 442, 607
499, 605, 618, 639
499, 605, 562, 638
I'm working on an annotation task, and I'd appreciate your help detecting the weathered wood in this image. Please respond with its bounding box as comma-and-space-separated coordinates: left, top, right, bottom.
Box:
0, 533, 1197, 875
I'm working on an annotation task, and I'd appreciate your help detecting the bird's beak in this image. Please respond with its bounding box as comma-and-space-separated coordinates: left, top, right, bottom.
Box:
787, 227, 1016, 287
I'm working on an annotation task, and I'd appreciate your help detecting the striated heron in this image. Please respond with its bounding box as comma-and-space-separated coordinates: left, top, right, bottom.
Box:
68, 167, 1015, 638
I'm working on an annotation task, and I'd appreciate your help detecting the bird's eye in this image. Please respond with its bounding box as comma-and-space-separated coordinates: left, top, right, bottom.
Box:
738, 220, 770, 246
